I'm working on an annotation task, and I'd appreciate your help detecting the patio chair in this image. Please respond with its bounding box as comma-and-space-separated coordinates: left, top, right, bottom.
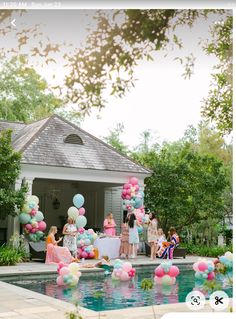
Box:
28, 241, 46, 262
145, 242, 186, 259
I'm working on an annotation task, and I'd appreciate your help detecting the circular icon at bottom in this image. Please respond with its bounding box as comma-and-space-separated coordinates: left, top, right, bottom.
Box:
209, 291, 229, 311
186, 291, 206, 311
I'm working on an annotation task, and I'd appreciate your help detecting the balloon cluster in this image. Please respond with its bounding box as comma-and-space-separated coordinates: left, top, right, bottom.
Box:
193, 258, 215, 281
121, 177, 145, 224
19, 195, 47, 242
154, 261, 180, 285
77, 228, 97, 259
56, 262, 82, 287
214, 251, 233, 286
112, 259, 136, 282
67, 194, 87, 229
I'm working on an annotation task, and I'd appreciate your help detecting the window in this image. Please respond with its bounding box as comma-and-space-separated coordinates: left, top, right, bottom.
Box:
64, 134, 83, 145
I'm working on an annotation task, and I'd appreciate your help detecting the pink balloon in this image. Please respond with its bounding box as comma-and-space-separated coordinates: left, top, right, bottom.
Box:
122, 190, 127, 196
155, 266, 165, 278
60, 267, 70, 276
25, 224, 32, 231
124, 183, 130, 189
81, 251, 88, 259
126, 189, 131, 195
207, 272, 215, 281
57, 262, 66, 273
120, 271, 130, 281
129, 177, 138, 185
89, 252, 95, 259
168, 266, 180, 277
170, 277, 176, 285
198, 262, 208, 272
122, 262, 132, 272
79, 207, 85, 216
31, 228, 36, 233
193, 262, 199, 272
38, 221, 46, 231
56, 276, 64, 286
135, 185, 140, 191
154, 276, 162, 284
125, 195, 131, 200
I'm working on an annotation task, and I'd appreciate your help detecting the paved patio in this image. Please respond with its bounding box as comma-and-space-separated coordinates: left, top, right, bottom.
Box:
0, 256, 232, 319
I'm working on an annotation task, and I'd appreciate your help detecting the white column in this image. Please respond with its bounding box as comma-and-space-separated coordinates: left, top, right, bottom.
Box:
7, 179, 23, 242
26, 177, 34, 195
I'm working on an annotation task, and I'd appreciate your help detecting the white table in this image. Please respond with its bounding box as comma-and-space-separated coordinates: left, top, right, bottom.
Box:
94, 237, 121, 259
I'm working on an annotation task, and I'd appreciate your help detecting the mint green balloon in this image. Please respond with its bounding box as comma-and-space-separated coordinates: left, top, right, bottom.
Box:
19, 213, 31, 224
35, 211, 44, 222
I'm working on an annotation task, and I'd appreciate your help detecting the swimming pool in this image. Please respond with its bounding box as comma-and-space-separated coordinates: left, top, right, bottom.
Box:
6, 265, 233, 311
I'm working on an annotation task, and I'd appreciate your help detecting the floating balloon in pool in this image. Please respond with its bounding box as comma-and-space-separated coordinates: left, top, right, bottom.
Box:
112, 259, 136, 282
56, 262, 82, 287
214, 251, 233, 287
154, 261, 180, 286
192, 258, 215, 281
19, 195, 47, 242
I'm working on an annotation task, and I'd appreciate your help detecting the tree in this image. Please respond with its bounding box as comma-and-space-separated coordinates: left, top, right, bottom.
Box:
0, 56, 63, 123
1, 9, 232, 132
103, 123, 129, 154
141, 143, 226, 233
202, 16, 233, 135
0, 130, 27, 220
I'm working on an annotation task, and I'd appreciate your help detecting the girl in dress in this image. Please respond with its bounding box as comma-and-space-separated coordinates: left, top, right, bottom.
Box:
157, 227, 180, 259
147, 212, 158, 260
45, 226, 72, 264
62, 217, 77, 257
156, 228, 166, 252
128, 213, 140, 259
103, 212, 117, 236
119, 217, 129, 259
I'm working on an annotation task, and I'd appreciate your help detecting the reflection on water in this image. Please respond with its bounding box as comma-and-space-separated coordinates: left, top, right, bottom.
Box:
10, 266, 232, 312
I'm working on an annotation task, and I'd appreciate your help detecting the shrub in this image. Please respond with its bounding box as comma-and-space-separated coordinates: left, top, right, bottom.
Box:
0, 245, 23, 266
182, 243, 233, 257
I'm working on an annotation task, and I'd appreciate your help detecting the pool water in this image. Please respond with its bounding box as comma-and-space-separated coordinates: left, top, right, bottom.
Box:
9, 265, 232, 311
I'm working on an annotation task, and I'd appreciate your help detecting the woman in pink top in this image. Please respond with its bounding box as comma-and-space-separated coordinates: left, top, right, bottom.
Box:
103, 212, 116, 236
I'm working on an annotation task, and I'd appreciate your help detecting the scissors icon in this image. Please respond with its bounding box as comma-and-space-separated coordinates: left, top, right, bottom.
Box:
215, 296, 223, 305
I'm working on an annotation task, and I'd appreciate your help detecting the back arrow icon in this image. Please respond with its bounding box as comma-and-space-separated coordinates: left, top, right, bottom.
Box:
11, 19, 16, 27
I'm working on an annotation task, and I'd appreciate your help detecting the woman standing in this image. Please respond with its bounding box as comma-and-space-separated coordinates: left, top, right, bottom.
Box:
62, 217, 77, 257
147, 212, 158, 260
103, 212, 116, 236
128, 213, 140, 259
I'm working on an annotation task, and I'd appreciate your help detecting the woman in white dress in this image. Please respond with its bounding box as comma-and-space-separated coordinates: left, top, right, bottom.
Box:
62, 217, 77, 257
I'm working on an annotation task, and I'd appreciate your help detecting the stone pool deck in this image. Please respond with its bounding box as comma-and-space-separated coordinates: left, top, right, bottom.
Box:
0, 256, 232, 319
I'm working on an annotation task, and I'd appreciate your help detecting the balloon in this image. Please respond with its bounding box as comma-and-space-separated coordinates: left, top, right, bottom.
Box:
35, 211, 44, 222
154, 276, 162, 284
19, 213, 31, 224
134, 198, 143, 209
88, 252, 95, 258
155, 266, 165, 278
129, 177, 138, 185
198, 262, 208, 272
28, 202, 37, 209
56, 276, 64, 286
193, 262, 199, 272
67, 207, 78, 221
36, 231, 44, 238
120, 271, 130, 281
22, 204, 31, 214
81, 251, 88, 259
30, 209, 37, 216
123, 183, 130, 189
78, 207, 85, 216
68, 263, 80, 275
70, 275, 79, 287
162, 275, 172, 286
73, 194, 85, 209
27, 195, 39, 205
207, 272, 215, 280
60, 267, 70, 276
76, 216, 87, 228
84, 239, 91, 246
168, 266, 180, 277
25, 223, 32, 231
38, 221, 47, 231
122, 262, 132, 272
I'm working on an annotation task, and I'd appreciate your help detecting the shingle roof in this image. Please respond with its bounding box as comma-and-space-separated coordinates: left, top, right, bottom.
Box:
0, 115, 151, 174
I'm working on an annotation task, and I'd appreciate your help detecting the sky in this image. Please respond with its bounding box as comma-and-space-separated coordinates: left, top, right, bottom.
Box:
2, 9, 230, 148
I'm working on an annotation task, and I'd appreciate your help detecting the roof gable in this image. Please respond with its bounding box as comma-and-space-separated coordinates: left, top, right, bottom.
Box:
0, 115, 151, 174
